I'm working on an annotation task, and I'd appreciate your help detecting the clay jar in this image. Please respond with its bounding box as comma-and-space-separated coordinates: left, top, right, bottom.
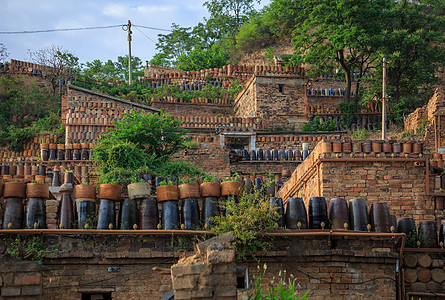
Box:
412, 143, 422, 154
179, 183, 200, 230
26, 183, 49, 229
403, 142, 413, 154
221, 181, 243, 196
128, 182, 151, 200
157, 185, 179, 202
74, 184, 97, 229
332, 142, 342, 153
321, 141, 332, 153
342, 142, 352, 153
3, 182, 26, 229
97, 184, 122, 230
371, 141, 383, 153
178, 183, 200, 199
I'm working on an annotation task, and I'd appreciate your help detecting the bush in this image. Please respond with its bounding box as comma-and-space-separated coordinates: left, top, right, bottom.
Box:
210, 182, 282, 260
93, 110, 205, 185
301, 116, 337, 132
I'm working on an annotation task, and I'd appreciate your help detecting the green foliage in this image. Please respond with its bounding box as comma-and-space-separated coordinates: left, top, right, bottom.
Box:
210, 182, 281, 260
264, 47, 275, 66
351, 129, 369, 140
159, 179, 176, 186
236, 14, 274, 54
184, 140, 201, 149
0, 76, 62, 150
203, 175, 218, 183
176, 44, 230, 72
301, 116, 337, 132
249, 264, 309, 300
5, 235, 64, 263
93, 110, 205, 185
337, 102, 360, 128
82, 55, 144, 81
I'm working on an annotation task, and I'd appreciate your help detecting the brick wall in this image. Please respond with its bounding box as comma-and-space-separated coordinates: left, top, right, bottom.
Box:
150, 99, 232, 118
239, 234, 398, 300
279, 140, 445, 223
64, 85, 159, 143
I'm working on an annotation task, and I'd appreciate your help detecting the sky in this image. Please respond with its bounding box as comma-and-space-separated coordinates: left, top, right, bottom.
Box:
0, 0, 270, 65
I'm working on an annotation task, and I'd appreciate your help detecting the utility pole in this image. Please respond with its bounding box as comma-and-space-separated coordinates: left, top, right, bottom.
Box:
382, 57, 387, 140
127, 20, 132, 85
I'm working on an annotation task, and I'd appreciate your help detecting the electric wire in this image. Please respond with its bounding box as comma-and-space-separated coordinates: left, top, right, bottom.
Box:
132, 25, 207, 71
0, 25, 124, 35
0, 24, 171, 35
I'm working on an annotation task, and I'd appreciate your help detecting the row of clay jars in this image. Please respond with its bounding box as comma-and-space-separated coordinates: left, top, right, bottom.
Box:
258, 135, 340, 142
323, 141, 422, 154
152, 97, 231, 104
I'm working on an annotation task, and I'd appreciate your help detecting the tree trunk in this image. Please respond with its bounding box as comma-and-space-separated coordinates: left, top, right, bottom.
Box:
344, 70, 352, 103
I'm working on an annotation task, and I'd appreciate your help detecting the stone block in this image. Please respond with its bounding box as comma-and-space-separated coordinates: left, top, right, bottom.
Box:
14, 273, 41, 285
207, 249, 235, 264
21, 285, 42, 296
171, 263, 209, 276
1, 287, 21, 297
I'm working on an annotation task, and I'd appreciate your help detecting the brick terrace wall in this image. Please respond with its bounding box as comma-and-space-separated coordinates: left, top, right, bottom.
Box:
0, 234, 194, 300
150, 99, 232, 118
64, 85, 158, 143
279, 140, 445, 223
405, 86, 445, 152
233, 76, 256, 118
173, 148, 231, 179
239, 234, 398, 300
0, 233, 399, 300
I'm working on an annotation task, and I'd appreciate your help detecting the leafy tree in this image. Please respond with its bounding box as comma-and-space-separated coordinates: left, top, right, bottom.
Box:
204, 0, 260, 39
235, 13, 274, 53
28, 45, 80, 95
366, 0, 445, 102
287, 0, 391, 102
93, 110, 204, 185
176, 44, 230, 71
82, 56, 144, 82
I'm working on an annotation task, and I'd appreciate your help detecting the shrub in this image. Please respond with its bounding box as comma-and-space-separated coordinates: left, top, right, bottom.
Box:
210, 182, 282, 260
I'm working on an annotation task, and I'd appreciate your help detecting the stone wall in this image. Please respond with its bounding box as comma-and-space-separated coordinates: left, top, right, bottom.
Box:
150, 99, 233, 118
279, 140, 445, 223
64, 85, 159, 143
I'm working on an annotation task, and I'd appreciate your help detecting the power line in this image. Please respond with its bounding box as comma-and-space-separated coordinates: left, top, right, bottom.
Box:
0, 24, 171, 35
0, 25, 124, 35
132, 24, 171, 32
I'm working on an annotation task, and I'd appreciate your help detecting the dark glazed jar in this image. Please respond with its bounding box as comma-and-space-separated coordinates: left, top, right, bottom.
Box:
65, 144, 73, 160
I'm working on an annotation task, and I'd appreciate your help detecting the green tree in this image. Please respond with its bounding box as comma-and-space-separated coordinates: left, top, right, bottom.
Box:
93, 110, 204, 185
204, 0, 260, 39
176, 44, 230, 71
367, 0, 445, 102
287, 0, 391, 102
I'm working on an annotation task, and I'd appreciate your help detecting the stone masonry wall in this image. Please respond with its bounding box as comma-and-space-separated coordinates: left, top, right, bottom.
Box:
279, 140, 444, 224
150, 100, 232, 118
64, 85, 158, 143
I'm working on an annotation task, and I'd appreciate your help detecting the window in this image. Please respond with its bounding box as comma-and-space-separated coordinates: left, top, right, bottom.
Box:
82, 293, 112, 300
278, 84, 284, 93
